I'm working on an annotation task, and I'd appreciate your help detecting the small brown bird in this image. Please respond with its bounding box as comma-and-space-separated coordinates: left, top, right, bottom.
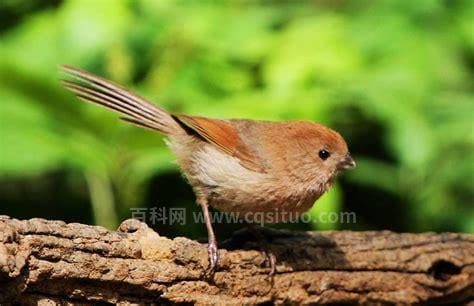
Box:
60, 65, 356, 275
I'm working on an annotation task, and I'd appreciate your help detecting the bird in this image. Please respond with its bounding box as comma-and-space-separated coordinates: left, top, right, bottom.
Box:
60, 65, 356, 276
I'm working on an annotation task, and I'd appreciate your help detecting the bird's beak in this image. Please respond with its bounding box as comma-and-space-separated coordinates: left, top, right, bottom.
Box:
338, 153, 356, 170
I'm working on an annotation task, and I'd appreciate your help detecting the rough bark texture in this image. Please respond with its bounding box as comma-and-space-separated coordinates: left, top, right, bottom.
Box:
0, 216, 473, 305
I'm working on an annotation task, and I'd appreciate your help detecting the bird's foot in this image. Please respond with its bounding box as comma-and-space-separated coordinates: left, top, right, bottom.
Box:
263, 248, 277, 276
246, 224, 277, 276
206, 240, 219, 278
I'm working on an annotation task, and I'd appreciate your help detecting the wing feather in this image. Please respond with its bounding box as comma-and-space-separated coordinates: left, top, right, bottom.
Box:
174, 114, 265, 173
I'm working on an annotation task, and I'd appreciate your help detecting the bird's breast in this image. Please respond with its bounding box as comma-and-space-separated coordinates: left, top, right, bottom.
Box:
168, 137, 326, 222
191, 144, 324, 220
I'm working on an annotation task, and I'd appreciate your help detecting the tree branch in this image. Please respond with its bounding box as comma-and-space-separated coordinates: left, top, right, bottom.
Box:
1, 216, 473, 305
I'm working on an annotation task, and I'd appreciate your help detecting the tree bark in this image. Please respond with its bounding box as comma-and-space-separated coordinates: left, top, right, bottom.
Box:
0, 216, 473, 305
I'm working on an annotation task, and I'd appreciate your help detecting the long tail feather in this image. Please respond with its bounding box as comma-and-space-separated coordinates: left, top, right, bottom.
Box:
60, 65, 183, 135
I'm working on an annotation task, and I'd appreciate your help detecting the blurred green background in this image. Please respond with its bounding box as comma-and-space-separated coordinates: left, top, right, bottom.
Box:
0, 0, 473, 239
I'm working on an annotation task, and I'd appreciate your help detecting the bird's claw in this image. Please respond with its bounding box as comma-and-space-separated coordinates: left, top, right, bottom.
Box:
207, 241, 219, 277
264, 250, 277, 276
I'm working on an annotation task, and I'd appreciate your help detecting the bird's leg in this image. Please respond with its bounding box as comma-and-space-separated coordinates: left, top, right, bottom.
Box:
200, 200, 219, 276
245, 223, 277, 276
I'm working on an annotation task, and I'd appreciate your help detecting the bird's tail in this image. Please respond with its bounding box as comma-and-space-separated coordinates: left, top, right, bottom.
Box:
60, 65, 184, 135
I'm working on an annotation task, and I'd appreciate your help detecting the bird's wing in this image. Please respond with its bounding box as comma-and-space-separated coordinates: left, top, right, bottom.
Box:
173, 114, 265, 173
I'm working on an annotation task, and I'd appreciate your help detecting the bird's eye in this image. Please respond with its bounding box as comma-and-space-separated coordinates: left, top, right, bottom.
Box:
318, 149, 330, 160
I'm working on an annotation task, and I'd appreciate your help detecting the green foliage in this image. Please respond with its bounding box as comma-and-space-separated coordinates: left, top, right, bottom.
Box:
0, 0, 472, 232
